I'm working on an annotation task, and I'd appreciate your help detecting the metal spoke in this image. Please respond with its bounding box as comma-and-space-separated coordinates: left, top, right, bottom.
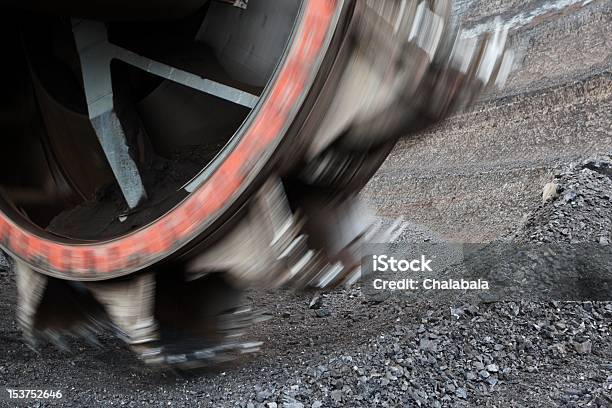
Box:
118, 52, 258, 109
73, 21, 148, 209
72, 20, 260, 208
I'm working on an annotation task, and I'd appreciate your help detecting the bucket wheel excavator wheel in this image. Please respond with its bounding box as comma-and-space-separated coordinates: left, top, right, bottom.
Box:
0, 0, 512, 367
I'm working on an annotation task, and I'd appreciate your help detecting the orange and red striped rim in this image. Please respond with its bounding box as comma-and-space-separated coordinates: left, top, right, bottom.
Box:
0, 0, 340, 280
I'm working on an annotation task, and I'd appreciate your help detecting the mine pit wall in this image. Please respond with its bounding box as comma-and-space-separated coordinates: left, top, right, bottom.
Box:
362, 0, 612, 242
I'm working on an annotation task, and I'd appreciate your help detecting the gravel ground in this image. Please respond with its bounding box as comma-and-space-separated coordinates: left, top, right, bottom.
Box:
0, 157, 611, 407
363, 0, 612, 242
511, 157, 612, 245
1, 0, 611, 407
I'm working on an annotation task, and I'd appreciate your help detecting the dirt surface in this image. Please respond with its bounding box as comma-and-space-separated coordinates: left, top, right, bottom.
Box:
363, 0, 612, 242
1, 176, 611, 406
1, 0, 611, 407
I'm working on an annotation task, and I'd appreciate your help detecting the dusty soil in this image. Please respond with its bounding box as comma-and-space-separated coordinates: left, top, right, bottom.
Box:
1, 172, 611, 406
363, 0, 612, 242
1, 0, 611, 407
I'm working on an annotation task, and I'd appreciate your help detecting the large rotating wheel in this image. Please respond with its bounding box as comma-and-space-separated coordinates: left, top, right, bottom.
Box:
1, 0, 512, 367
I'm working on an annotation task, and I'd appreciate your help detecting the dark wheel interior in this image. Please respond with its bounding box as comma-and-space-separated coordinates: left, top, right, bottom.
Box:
0, 0, 302, 241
